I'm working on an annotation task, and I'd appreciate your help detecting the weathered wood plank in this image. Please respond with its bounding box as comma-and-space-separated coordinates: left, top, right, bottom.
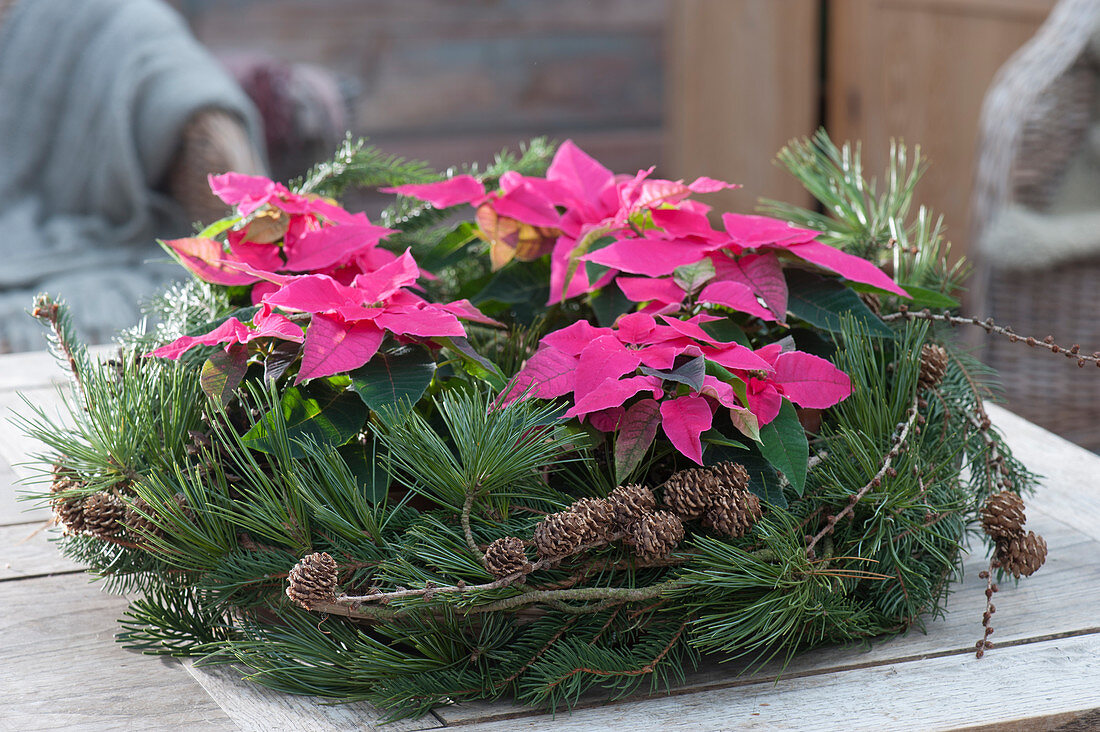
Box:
0, 460, 50, 525
0, 523, 82, 581
988, 403, 1100, 542
0, 385, 70, 484
182, 661, 443, 732
454, 632, 1100, 731
0, 574, 235, 731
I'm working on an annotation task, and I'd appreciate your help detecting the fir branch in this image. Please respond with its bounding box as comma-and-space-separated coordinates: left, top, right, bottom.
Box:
804, 395, 920, 557
30, 294, 88, 395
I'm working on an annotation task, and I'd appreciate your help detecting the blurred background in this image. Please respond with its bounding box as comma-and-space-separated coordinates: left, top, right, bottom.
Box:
8, 0, 1100, 450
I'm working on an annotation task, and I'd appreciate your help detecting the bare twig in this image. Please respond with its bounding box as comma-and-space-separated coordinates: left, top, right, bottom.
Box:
975, 559, 999, 659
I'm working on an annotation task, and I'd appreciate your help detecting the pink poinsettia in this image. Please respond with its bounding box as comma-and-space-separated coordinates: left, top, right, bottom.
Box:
147, 304, 303, 360
150, 249, 498, 382
166, 173, 396, 292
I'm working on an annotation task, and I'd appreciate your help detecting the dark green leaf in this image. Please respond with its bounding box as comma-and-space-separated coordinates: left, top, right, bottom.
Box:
703, 444, 786, 508
243, 382, 367, 458
417, 222, 479, 272
640, 355, 705, 392
472, 259, 550, 306
200, 344, 248, 407
786, 271, 892, 338
757, 400, 808, 495
897, 283, 960, 309
590, 280, 633, 327
440, 337, 507, 391
338, 441, 391, 504
700, 318, 752, 347
349, 347, 436, 415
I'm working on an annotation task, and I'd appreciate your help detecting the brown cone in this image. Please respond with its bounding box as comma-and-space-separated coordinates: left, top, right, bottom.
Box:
629, 510, 685, 561
918, 343, 949, 391
710, 462, 751, 491
51, 479, 87, 534
703, 488, 763, 538
533, 510, 588, 559
569, 497, 616, 542
996, 531, 1047, 578
980, 491, 1026, 540
607, 484, 656, 531
286, 552, 338, 609
483, 536, 530, 578
82, 492, 127, 538
663, 468, 718, 520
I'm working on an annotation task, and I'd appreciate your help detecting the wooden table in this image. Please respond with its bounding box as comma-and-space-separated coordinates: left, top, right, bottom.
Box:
2, 350, 1099, 731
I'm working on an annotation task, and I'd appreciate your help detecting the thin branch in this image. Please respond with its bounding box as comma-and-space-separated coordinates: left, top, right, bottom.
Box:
975, 558, 999, 659
462, 489, 482, 560
882, 307, 1100, 368
542, 619, 691, 690
805, 395, 920, 557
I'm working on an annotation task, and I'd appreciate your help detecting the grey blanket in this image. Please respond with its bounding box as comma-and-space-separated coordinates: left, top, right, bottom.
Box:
0, 0, 263, 352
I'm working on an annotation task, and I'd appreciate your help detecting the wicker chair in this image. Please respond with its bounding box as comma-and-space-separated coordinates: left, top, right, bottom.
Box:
970, 0, 1100, 451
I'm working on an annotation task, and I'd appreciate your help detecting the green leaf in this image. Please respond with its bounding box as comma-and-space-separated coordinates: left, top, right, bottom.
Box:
196, 214, 241, 240
349, 347, 436, 416
896, 283, 960, 309
472, 259, 550, 306
440, 337, 507, 391
757, 400, 808, 495
417, 222, 479, 272
263, 341, 301, 383
701, 431, 748, 450
590, 280, 633, 327
673, 258, 716, 294
786, 271, 892, 338
640, 355, 705, 392
704, 444, 786, 507
337, 441, 391, 504
200, 344, 249, 407
700, 318, 752, 347
615, 398, 661, 483
243, 381, 367, 458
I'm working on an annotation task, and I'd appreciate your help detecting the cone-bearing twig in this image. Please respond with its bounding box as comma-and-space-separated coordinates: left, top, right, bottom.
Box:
918, 343, 949, 391
996, 531, 1047, 578
629, 511, 684, 561
82, 492, 127, 538
483, 537, 531, 578
50, 477, 87, 534
703, 488, 762, 538
569, 497, 616, 542
533, 510, 589, 559
805, 395, 920, 557
663, 468, 717, 520
883, 307, 1100, 369
975, 560, 999, 659
286, 552, 339, 610
980, 491, 1026, 540
607, 484, 656, 531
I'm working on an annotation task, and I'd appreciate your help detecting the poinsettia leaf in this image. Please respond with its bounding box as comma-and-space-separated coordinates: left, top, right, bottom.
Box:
700, 430, 748, 450
263, 340, 302, 383
786, 271, 893, 338
200, 343, 249, 407
615, 398, 661, 483
440, 336, 508, 392
703, 443, 785, 508
773, 351, 852, 409
472, 259, 551, 320
196, 214, 241, 240
244, 381, 368, 458
584, 259, 614, 288
639, 355, 706, 392
348, 346, 436, 416
659, 394, 714, 465
590, 280, 634, 327
337, 439, 391, 504
895, 283, 960, 309
672, 258, 716, 294
700, 318, 752, 347
757, 400, 808, 495
730, 252, 788, 321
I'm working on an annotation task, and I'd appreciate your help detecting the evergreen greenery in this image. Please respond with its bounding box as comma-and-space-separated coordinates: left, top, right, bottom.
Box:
19, 133, 1042, 720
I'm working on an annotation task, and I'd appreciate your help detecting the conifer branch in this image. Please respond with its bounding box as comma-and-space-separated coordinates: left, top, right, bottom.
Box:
462, 490, 482, 560
805, 395, 920, 557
